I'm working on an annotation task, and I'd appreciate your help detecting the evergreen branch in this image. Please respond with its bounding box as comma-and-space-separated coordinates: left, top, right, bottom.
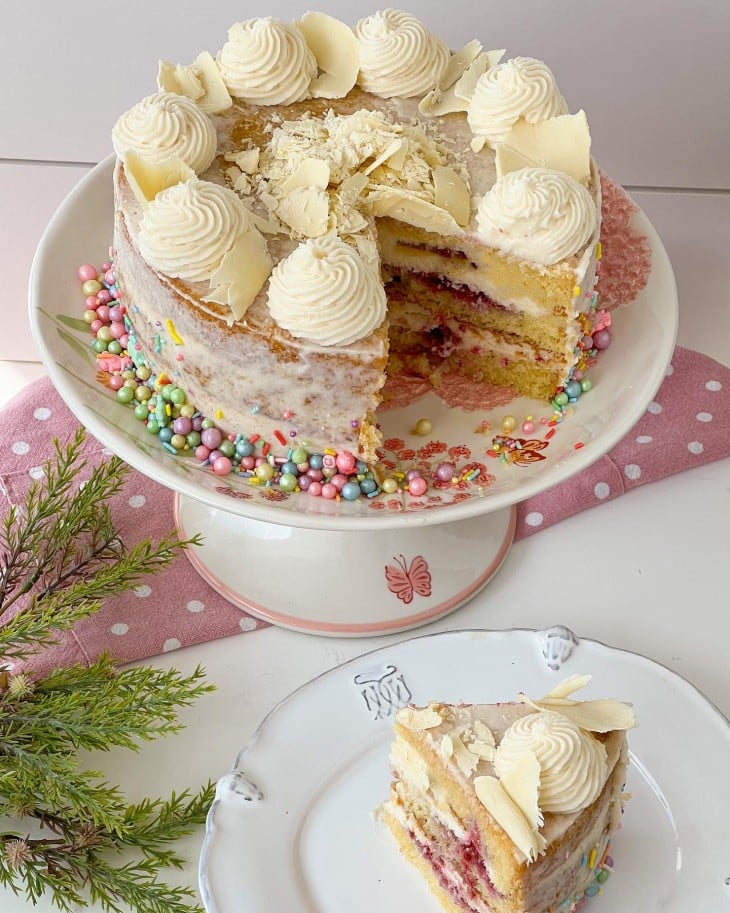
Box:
0, 430, 90, 609
119, 785, 217, 856
2, 662, 214, 753
0, 428, 217, 912
0, 597, 103, 660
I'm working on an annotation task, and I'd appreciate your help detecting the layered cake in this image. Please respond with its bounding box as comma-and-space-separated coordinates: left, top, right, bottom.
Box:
109, 10, 607, 466
380, 676, 636, 913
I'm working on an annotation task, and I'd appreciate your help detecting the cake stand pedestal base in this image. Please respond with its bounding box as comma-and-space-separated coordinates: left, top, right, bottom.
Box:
174, 494, 516, 637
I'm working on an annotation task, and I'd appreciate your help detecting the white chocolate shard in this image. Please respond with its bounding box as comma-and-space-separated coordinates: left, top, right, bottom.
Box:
468, 740, 496, 761
433, 165, 471, 226
277, 186, 330, 238
440, 39, 483, 90
397, 706, 444, 730
240, 203, 285, 237
203, 229, 273, 322
439, 734, 454, 758
363, 138, 406, 176
451, 733, 479, 776
278, 158, 331, 196
234, 148, 260, 174
369, 187, 463, 236
339, 172, 369, 202
495, 111, 592, 183
453, 52, 493, 102
123, 151, 197, 209
157, 52, 232, 114
419, 50, 493, 117
297, 11, 360, 99
519, 693, 637, 733
498, 749, 544, 831
472, 719, 496, 745
474, 776, 546, 862
543, 675, 594, 700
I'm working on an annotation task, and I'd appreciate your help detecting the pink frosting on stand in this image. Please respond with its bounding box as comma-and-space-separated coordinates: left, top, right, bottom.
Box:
598, 173, 653, 310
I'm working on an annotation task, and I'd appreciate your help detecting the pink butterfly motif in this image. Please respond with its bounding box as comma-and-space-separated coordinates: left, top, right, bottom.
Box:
385, 555, 432, 604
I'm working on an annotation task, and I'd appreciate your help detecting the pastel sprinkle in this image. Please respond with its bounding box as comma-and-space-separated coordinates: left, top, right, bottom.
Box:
588, 849, 596, 869
165, 318, 184, 345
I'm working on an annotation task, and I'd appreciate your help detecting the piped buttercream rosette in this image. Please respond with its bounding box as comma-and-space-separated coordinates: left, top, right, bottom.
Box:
266, 235, 387, 347
112, 92, 217, 175
474, 675, 636, 862
476, 167, 597, 266
218, 17, 317, 106
355, 9, 449, 98
137, 179, 272, 323
467, 56, 567, 150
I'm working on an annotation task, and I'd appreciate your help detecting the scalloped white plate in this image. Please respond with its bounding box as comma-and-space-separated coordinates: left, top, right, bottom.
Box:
199, 627, 730, 913
29, 156, 678, 531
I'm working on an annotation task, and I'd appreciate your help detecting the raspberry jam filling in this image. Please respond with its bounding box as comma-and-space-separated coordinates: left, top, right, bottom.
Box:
410, 823, 501, 912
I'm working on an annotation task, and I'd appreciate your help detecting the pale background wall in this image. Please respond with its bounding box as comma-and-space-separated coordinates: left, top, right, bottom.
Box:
1, 0, 729, 360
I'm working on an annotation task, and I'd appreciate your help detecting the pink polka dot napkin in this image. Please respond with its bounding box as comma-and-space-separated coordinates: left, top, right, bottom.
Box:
1, 347, 728, 676
0, 386, 268, 678
513, 346, 729, 538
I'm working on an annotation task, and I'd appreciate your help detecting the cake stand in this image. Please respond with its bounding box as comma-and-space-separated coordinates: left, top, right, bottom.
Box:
29, 156, 678, 635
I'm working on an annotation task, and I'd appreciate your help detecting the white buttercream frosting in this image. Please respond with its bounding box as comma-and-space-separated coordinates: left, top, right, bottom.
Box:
267, 235, 387, 346
467, 56, 567, 146
355, 9, 449, 98
476, 167, 597, 266
138, 179, 252, 282
218, 18, 317, 105
112, 92, 217, 174
494, 710, 608, 815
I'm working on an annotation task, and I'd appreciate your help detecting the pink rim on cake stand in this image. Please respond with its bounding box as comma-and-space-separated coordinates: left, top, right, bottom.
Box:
29, 156, 678, 636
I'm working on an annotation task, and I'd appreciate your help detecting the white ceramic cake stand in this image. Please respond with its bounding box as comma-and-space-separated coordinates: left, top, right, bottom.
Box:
29, 157, 678, 636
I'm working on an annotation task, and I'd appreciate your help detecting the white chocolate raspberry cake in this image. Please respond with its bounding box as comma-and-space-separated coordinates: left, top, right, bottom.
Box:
379, 676, 636, 913
111, 10, 606, 465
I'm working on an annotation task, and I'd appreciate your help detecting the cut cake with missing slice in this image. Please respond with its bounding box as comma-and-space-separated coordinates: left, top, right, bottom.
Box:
379, 676, 636, 913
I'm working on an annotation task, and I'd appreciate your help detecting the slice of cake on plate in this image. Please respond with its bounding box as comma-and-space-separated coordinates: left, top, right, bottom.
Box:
379, 676, 636, 913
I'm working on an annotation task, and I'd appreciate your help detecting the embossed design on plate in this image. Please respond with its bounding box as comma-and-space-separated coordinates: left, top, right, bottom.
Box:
538, 624, 580, 671
354, 664, 412, 719
216, 770, 263, 803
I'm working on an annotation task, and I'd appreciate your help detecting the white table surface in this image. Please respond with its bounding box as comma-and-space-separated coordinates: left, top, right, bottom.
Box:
2, 5, 730, 911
